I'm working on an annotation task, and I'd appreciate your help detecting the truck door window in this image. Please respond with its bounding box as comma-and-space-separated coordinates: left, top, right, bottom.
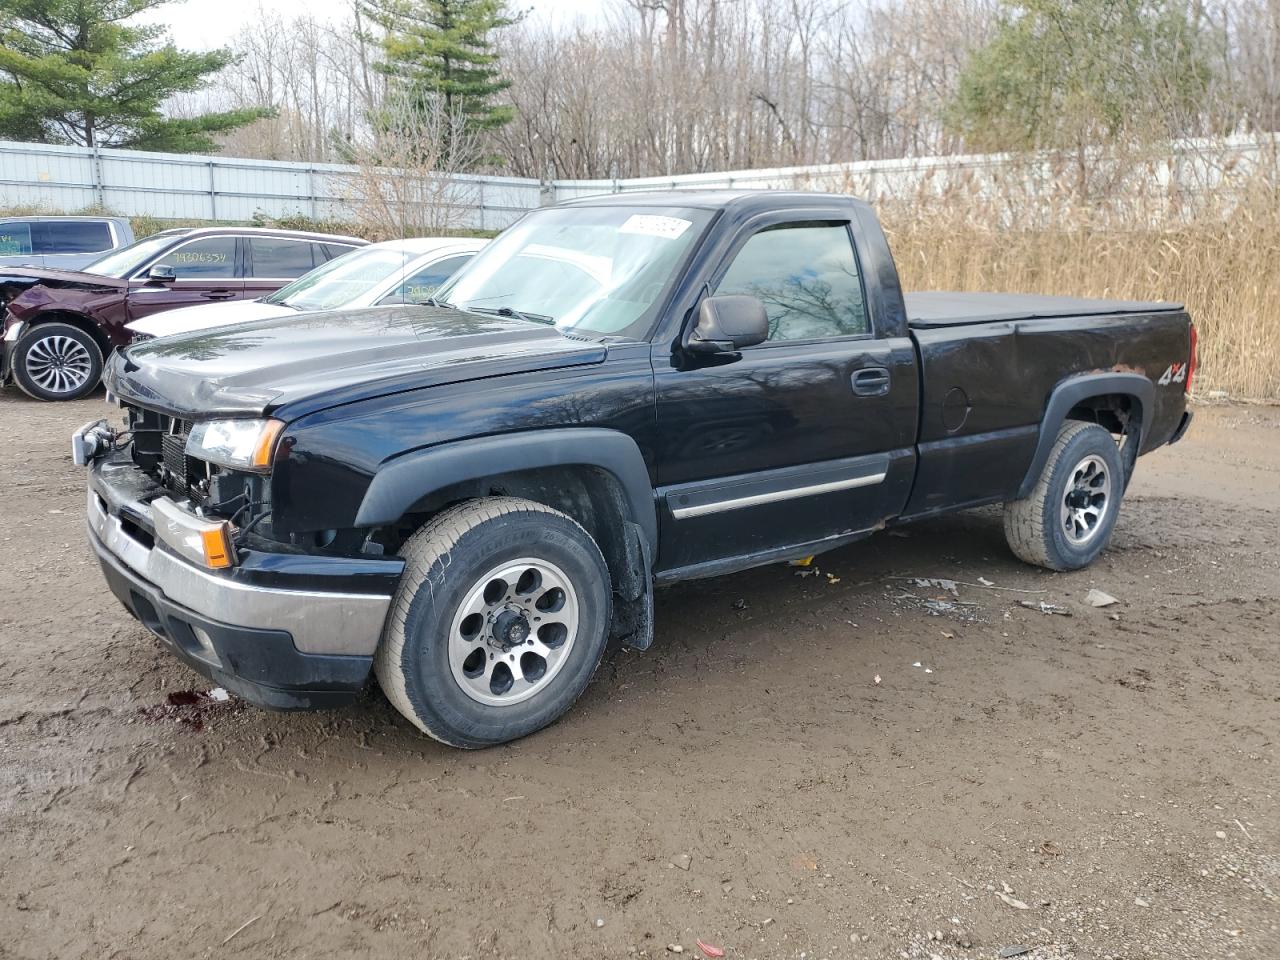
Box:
716, 222, 869, 341
152, 237, 238, 279
34, 220, 113, 254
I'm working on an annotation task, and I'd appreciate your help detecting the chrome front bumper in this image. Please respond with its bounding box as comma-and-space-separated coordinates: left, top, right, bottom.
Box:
86, 470, 396, 657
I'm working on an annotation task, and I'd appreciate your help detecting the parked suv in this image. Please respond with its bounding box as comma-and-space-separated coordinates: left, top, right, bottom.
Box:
1, 226, 366, 400
0, 216, 134, 270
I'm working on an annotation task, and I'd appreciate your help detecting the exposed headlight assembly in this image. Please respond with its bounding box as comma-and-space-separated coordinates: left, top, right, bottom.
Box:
186, 418, 284, 472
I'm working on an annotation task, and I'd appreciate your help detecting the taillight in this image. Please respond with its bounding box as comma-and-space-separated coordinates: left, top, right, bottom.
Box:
1186, 323, 1198, 394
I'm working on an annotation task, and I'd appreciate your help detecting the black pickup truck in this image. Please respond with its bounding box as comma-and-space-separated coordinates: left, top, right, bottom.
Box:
75, 192, 1195, 747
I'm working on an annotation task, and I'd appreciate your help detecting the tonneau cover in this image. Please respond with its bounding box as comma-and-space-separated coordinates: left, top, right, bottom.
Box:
905, 291, 1183, 329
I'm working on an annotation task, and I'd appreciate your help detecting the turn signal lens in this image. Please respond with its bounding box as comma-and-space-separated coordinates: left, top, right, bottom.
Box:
200, 522, 234, 569
251, 419, 285, 469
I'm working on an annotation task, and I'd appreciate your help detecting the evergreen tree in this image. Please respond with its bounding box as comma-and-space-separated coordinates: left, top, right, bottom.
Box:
0, 0, 268, 151
947, 0, 1212, 154
363, 0, 517, 137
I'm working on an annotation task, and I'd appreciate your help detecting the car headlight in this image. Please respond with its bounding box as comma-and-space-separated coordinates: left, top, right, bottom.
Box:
186, 418, 285, 472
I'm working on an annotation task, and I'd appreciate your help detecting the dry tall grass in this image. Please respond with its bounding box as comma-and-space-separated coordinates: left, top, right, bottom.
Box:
870, 158, 1280, 401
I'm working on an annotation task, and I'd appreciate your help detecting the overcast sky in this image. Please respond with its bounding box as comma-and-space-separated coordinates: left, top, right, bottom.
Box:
143, 0, 606, 50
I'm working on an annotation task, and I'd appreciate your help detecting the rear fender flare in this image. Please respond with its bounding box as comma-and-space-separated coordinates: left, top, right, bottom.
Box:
354, 428, 658, 555
1016, 372, 1154, 499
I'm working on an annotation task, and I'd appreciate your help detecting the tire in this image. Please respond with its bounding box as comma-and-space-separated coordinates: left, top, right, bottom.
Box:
12, 322, 103, 401
375, 497, 613, 748
1003, 420, 1125, 571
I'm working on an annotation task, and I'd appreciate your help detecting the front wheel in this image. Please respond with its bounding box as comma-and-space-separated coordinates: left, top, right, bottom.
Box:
12, 322, 103, 401
1003, 420, 1125, 571
375, 497, 613, 748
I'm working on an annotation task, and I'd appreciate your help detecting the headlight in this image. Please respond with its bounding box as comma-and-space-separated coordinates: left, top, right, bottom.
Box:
186, 418, 285, 472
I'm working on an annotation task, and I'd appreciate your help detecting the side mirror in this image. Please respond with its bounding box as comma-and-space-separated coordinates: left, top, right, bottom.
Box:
686, 295, 768, 354
146, 264, 176, 283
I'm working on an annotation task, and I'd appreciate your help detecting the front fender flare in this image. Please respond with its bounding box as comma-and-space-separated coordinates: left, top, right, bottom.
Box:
353, 428, 658, 554
1016, 372, 1154, 499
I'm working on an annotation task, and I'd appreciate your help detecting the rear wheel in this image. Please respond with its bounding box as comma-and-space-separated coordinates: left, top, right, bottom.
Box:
12, 322, 103, 401
375, 497, 612, 748
1003, 420, 1125, 571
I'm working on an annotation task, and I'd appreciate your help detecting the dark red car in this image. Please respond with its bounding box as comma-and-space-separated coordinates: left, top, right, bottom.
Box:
1, 226, 366, 400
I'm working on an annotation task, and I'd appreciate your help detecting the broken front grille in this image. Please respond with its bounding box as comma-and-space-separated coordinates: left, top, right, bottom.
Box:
127, 406, 203, 495
161, 431, 189, 481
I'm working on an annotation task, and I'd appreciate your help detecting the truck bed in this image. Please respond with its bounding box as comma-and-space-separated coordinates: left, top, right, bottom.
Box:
905, 291, 1184, 329
900, 291, 1192, 522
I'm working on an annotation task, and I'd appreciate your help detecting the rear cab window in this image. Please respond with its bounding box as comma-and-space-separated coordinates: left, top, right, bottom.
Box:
715, 221, 870, 341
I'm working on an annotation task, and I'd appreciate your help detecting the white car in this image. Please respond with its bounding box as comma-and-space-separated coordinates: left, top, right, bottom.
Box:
125, 237, 486, 339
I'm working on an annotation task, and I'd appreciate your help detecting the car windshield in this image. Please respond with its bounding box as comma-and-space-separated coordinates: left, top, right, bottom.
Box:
263, 246, 414, 311
81, 232, 186, 278
435, 205, 713, 339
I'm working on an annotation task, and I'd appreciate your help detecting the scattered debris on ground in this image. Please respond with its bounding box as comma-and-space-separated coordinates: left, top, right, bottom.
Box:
1085, 588, 1120, 607
1018, 599, 1072, 616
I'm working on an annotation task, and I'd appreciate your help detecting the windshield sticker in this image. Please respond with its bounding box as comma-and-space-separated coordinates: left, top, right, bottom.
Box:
619, 214, 692, 240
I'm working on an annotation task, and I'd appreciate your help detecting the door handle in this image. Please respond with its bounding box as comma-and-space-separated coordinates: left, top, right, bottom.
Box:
851, 367, 891, 397
202, 290, 236, 300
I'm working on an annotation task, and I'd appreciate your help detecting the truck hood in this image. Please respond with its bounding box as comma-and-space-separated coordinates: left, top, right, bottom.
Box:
127, 299, 296, 338
105, 304, 608, 419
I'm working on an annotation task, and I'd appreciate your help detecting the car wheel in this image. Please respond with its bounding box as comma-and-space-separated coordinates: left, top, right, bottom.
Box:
375, 497, 613, 748
13, 322, 104, 401
1003, 420, 1125, 571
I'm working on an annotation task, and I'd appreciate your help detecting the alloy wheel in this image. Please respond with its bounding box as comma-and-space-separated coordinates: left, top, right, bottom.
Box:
448, 557, 580, 707
1060, 453, 1111, 545
24, 334, 94, 396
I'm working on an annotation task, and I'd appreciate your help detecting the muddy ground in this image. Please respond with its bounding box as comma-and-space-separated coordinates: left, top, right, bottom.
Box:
0, 390, 1276, 960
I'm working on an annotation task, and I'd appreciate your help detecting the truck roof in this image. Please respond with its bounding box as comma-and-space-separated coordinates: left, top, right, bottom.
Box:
561, 190, 871, 215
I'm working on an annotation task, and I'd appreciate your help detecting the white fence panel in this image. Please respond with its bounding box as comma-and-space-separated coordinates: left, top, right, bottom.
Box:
1, 135, 1275, 231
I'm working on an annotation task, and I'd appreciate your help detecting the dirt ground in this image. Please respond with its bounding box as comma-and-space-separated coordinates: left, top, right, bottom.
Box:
1, 388, 1276, 960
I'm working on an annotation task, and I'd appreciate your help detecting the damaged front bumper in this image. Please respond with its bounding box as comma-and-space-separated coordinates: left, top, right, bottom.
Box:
0, 317, 22, 381
85, 448, 404, 709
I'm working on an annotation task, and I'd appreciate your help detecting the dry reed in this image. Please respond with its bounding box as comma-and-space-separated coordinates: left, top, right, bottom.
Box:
868, 156, 1280, 401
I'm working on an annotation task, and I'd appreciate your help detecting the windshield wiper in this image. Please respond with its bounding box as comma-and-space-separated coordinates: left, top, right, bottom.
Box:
466, 305, 555, 325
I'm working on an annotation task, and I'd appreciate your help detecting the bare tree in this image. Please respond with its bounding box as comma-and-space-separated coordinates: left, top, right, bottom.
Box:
335, 88, 484, 237
185, 0, 1280, 182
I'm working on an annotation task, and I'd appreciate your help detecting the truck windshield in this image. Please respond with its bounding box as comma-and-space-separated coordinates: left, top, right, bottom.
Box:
82, 232, 187, 278
263, 245, 412, 311
436, 205, 712, 339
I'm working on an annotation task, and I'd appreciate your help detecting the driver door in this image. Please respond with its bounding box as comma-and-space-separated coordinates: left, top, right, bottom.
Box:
653, 216, 918, 574
127, 235, 244, 320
